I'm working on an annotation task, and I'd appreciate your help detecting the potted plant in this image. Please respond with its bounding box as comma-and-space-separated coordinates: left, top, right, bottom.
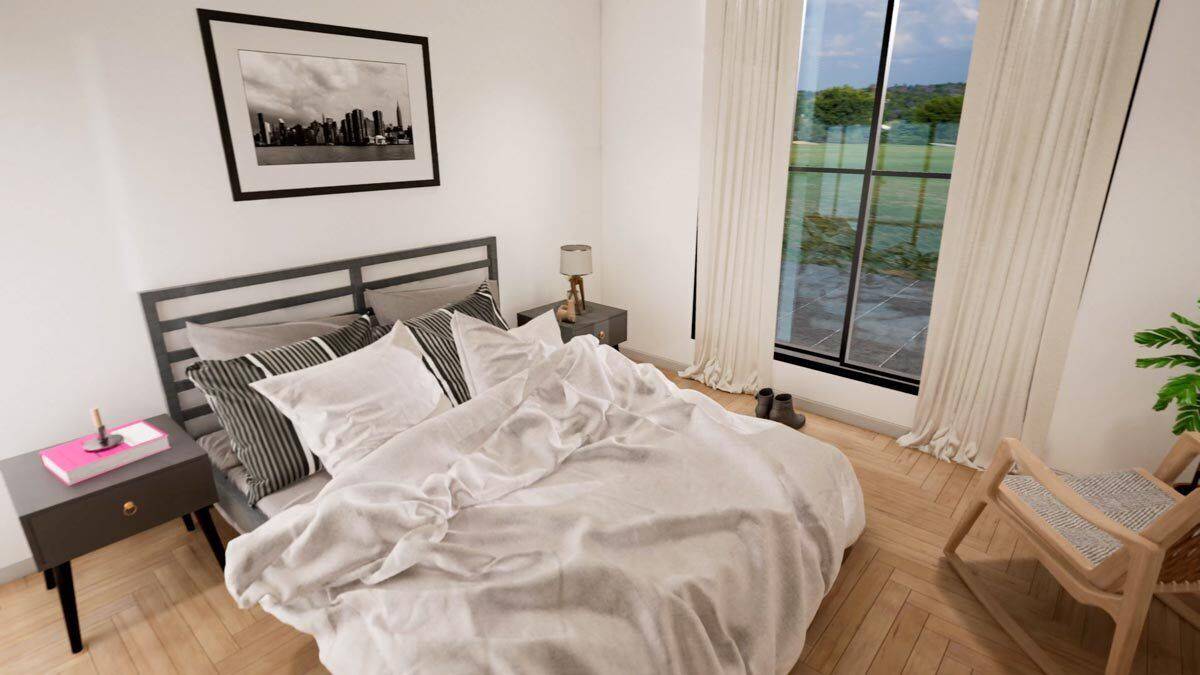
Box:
1134, 299, 1200, 494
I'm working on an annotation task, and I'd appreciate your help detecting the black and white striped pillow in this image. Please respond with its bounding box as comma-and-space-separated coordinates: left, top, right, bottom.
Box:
186, 316, 373, 504
401, 282, 506, 405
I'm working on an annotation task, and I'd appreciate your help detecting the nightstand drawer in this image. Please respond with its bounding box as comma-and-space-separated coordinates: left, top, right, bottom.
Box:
590, 313, 626, 346
591, 319, 612, 345
26, 457, 215, 568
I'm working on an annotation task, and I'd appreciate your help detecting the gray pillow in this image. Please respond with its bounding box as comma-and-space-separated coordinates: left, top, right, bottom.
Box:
187, 316, 375, 504
186, 314, 359, 360
197, 430, 241, 472
366, 279, 500, 325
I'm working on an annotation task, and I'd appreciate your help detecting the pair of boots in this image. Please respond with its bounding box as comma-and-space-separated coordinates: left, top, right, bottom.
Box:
755, 389, 806, 429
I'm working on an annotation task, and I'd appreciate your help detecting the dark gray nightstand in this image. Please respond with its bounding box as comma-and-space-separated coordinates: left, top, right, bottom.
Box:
517, 301, 627, 349
0, 414, 224, 654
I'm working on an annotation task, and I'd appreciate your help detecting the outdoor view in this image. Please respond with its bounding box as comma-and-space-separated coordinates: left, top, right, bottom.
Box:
776, 0, 978, 380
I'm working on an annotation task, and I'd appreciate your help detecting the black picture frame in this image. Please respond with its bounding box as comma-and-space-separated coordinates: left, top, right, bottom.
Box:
197, 9, 440, 201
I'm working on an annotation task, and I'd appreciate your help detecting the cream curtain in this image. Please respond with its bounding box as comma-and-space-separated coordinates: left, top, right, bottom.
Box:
684, 0, 804, 393
899, 0, 1158, 467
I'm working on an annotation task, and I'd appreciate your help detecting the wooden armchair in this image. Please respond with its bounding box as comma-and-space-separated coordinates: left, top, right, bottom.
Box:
945, 432, 1200, 675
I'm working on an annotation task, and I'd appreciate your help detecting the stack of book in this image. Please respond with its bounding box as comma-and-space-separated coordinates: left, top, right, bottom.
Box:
40, 421, 171, 485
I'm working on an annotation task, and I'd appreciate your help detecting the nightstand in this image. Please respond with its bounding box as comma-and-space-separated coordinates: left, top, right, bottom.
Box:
517, 301, 627, 349
0, 414, 224, 654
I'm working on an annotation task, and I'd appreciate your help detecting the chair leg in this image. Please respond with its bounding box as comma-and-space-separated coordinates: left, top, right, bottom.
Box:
945, 502, 1060, 672
1158, 593, 1200, 631
943, 452, 1062, 674
947, 551, 1064, 675
946, 444, 1014, 556
1106, 555, 1160, 675
945, 498, 986, 555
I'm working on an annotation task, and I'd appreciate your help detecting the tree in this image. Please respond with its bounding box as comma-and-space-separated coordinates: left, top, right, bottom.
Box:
813, 86, 874, 127
910, 95, 964, 124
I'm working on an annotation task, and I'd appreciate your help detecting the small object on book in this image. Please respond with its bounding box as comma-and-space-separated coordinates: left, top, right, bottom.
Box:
42, 421, 171, 485
82, 407, 123, 452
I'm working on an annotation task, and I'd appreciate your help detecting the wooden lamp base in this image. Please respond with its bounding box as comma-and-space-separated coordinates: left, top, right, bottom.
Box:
568, 275, 587, 313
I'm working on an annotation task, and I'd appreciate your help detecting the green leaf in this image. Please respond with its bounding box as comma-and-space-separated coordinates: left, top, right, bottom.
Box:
1155, 373, 1200, 411
1172, 312, 1200, 332
1135, 355, 1200, 370
1134, 326, 1200, 351
1173, 403, 1200, 435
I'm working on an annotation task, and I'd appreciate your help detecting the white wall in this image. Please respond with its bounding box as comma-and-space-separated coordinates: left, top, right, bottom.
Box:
597, 0, 707, 366
1042, 0, 1200, 475
0, 0, 600, 574
599, 0, 916, 431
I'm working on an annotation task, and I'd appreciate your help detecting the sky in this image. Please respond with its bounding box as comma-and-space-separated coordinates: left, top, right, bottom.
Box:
798, 0, 979, 90
239, 50, 413, 131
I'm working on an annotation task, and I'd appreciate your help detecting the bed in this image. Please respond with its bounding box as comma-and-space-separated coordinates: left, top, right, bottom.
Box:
140, 237, 500, 533
139, 237, 866, 674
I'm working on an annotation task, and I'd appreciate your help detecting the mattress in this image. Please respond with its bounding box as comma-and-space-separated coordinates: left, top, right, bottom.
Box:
228, 465, 330, 517
200, 430, 330, 532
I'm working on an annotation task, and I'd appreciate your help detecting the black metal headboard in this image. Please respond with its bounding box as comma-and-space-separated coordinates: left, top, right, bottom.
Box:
140, 236, 497, 434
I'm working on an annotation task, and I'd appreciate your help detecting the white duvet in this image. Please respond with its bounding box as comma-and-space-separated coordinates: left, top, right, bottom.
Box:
225, 338, 865, 674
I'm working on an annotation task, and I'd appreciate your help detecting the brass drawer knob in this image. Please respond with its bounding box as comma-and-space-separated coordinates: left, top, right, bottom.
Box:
122, 501, 138, 517
598, 330, 606, 342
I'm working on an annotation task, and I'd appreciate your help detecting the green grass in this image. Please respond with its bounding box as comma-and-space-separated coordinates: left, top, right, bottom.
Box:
790, 142, 957, 174
780, 168, 948, 280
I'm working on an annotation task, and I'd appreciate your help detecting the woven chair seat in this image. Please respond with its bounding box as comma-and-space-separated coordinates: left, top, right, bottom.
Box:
1003, 470, 1177, 565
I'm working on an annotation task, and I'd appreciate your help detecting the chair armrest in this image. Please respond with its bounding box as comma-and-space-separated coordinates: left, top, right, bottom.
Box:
1001, 438, 1154, 553
1142, 489, 1200, 548
1154, 432, 1200, 484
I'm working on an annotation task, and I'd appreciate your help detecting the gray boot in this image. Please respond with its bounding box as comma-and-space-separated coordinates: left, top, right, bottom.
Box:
755, 388, 774, 419
768, 393, 806, 429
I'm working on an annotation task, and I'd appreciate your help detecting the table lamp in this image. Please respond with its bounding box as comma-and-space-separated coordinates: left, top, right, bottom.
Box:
560, 244, 592, 313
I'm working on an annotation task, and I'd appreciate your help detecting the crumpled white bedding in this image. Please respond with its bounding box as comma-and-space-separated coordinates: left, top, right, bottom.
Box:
225, 337, 865, 674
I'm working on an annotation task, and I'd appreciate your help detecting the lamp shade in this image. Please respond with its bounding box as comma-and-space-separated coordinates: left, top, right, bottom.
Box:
560, 244, 593, 276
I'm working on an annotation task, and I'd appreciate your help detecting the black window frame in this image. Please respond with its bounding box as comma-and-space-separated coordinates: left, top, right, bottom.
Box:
773, 0, 958, 395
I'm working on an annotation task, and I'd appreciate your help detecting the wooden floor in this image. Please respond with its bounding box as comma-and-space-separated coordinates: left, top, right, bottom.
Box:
2, 374, 1198, 674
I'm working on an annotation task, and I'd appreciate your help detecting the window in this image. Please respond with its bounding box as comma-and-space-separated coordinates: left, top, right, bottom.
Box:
775, 0, 979, 392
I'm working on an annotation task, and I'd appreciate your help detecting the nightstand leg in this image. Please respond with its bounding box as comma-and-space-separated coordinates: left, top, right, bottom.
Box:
43, 568, 56, 590
53, 562, 82, 653
181, 513, 196, 531
194, 507, 225, 570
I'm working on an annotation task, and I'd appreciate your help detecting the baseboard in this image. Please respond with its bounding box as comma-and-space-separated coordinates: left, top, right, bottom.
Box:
0, 556, 36, 586
621, 346, 911, 439
619, 346, 689, 374
787, 395, 911, 439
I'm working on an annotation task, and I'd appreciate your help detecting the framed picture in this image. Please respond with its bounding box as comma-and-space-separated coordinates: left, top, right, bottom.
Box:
197, 9, 439, 201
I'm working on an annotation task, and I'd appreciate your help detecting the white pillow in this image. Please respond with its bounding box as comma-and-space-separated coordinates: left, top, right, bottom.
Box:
453, 309, 563, 396
251, 322, 451, 476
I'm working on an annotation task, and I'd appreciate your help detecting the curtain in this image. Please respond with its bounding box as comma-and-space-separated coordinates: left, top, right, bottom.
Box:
899, 0, 1158, 467
683, 0, 804, 393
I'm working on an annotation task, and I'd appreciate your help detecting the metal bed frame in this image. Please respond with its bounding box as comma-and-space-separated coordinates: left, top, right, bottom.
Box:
138, 236, 498, 532
139, 236, 497, 436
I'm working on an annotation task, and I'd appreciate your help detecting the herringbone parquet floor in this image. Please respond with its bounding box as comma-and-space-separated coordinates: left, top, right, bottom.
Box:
669, 374, 1200, 675
1, 372, 1197, 674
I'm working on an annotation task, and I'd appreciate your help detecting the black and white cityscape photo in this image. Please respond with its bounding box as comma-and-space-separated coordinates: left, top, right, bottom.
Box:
239, 50, 415, 165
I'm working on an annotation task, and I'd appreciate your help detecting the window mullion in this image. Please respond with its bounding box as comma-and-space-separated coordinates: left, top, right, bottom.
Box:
835, 0, 900, 366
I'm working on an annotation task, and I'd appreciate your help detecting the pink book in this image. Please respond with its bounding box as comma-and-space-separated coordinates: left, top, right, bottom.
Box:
40, 421, 171, 486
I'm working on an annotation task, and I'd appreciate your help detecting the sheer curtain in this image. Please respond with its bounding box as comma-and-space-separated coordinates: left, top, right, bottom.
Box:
684, 0, 805, 393
898, 0, 1158, 467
